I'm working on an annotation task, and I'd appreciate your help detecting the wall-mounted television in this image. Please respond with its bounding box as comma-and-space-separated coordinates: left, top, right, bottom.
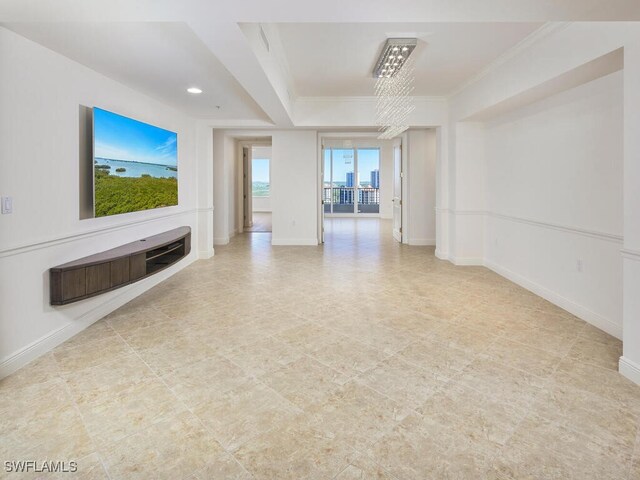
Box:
93, 107, 178, 217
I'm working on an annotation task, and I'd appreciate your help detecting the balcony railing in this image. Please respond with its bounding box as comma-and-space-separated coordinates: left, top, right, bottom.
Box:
323, 187, 379, 204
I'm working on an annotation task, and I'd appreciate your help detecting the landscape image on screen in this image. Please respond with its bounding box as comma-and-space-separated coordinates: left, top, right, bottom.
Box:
93, 107, 178, 217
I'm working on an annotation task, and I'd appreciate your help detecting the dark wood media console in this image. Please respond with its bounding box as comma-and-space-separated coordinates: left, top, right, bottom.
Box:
50, 226, 191, 305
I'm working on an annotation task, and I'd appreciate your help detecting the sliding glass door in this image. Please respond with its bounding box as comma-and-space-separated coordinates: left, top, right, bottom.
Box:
323, 147, 380, 215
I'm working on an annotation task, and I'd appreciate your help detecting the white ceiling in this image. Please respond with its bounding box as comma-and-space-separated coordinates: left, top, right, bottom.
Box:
3, 22, 270, 121
1, 0, 639, 22
276, 22, 543, 97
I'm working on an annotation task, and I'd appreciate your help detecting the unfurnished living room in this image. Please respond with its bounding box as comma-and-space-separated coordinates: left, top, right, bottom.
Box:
2, 1, 640, 479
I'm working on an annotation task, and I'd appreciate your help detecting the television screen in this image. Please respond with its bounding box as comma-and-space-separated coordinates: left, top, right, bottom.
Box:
93, 107, 178, 217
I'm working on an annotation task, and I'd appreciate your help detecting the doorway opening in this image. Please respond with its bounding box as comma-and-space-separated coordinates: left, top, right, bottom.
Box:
241, 143, 272, 233
320, 136, 403, 245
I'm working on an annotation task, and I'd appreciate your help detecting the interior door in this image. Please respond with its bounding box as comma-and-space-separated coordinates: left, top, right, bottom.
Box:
242, 146, 252, 228
392, 144, 402, 242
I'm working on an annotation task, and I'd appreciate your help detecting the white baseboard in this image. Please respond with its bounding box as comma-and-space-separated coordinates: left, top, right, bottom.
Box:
252, 209, 272, 213
213, 236, 229, 245
435, 249, 448, 260
198, 248, 215, 259
449, 255, 484, 266
272, 238, 319, 246
380, 214, 393, 220
619, 356, 640, 385
485, 259, 622, 339
409, 238, 436, 246
0, 256, 197, 380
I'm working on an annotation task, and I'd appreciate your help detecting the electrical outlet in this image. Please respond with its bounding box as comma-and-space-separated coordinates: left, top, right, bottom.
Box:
1, 196, 12, 214
576, 259, 583, 273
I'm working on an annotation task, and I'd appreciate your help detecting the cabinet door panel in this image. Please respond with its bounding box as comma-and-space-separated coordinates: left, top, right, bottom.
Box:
62, 268, 86, 301
110, 258, 130, 287
86, 263, 111, 294
130, 253, 146, 281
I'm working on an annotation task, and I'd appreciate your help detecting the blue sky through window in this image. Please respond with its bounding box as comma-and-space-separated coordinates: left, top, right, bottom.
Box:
252, 158, 270, 182
324, 148, 379, 185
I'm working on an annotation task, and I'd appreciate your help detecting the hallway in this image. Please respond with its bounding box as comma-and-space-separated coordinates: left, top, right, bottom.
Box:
1, 219, 635, 479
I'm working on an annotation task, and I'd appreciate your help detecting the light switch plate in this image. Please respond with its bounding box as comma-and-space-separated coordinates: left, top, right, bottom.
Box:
1, 196, 13, 214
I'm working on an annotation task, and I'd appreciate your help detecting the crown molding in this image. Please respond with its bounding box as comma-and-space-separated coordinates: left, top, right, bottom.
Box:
447, 22, 572, 99
296, 95, 447, 103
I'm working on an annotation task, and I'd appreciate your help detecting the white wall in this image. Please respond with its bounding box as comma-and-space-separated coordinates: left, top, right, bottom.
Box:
379, 142, 393, 219
271, 130, 318, 245
0, 27, 203, 377
212, 130, 235, 244
253, 196, 271, 212
486, 72, 623, 337
484, 71, 623, 337
406, 129, 437, 245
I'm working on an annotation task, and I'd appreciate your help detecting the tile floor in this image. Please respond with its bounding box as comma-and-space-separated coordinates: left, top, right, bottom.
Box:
1, 218, 638, 479
245, 213, 272, 233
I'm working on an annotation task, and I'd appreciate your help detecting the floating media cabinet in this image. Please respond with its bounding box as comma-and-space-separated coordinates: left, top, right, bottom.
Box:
50, 226, 191, 305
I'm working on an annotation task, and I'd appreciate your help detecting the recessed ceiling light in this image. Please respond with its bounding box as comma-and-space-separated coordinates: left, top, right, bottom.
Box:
187, 87, 202, 94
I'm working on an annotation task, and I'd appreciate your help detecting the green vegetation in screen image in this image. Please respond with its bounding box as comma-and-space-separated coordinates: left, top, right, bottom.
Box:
94, 169, 178, 217
252, 181, 270, 197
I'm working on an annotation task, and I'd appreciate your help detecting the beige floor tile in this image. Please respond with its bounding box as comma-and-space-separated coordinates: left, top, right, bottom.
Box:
260, 355, 347, 410
335, 454, 396, 480
105, 304, 171, 334
368, 413, 498, 480
56, 320, 119, 352
375, 310, 445, 338
225, 336, 304, 377
116, 320, 186, 350
274, 323, 336, 352
567, 336, 622, 370
481, 336, 563, 378
135, 334, 217, 376
357, 355, 447, 410
307, 381, 410, 451
417, 381, 529, 445
64, 352, 156, 404
579, 323, 622, 347
53, 336, 133, 375
193, 452, 254, 480
502, 325, 578, 356
193, 379, 300, 451
161, 355, 251, 408
0, 352, 61, 391
429, 323, 498, 353
234, 414, 357, 480
100, 411, 228, 480
553, 359, 640, 417
76, 378, 185, 447
456, 357, 547, 410
307, 335, 389, 378
531, 382, 638, 454
490, 414, 631, 480
322, 318, 415, 355
397, 337, 474, 378
0, 379, 94, 463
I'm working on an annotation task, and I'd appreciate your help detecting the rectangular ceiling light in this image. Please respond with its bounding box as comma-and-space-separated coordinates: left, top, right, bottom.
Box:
372, 38, 417, 78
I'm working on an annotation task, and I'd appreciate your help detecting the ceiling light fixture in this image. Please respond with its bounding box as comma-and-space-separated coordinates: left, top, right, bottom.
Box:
373, 38, 417, 139
372, 38, 416, 79
187, 87, 202, 94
